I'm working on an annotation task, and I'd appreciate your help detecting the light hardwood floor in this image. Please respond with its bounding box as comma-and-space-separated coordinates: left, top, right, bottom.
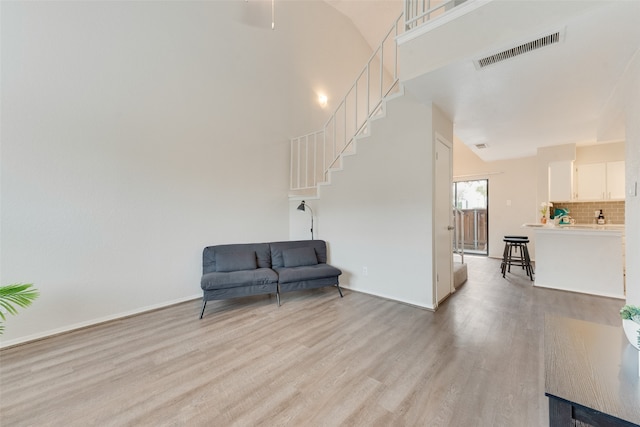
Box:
0, 256, 624, 426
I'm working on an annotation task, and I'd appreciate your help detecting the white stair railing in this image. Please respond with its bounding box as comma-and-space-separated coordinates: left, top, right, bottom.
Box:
453, 207, 465, 264
405, 0, 468, 30
291, 0, 473, 192
290, 13, 404, 191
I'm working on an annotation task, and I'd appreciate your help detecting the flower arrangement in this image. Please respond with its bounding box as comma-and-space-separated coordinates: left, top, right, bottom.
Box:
540, 201, 553, 217
539, 202, 553, 224
620, 304, 640, 349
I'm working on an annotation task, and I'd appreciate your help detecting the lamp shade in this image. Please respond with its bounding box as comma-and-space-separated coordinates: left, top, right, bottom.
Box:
297, 201, 306, 211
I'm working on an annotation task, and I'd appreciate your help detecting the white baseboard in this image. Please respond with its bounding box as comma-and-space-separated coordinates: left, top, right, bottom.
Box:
341, 286, 435, 311
0, 294, 202, 349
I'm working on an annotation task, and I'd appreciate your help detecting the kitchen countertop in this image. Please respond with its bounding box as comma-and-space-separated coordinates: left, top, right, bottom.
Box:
523, 223, 624, 234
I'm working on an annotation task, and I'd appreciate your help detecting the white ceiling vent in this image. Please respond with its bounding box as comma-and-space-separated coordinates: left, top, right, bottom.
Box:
475, 29, 564, 70
475, 143, 488, 149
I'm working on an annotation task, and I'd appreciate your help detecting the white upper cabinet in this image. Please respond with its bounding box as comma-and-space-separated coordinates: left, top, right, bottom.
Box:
575, 163, 606, 200
549, 160, 574, 202
574, 161, 625, 201
606, 161, 625, 200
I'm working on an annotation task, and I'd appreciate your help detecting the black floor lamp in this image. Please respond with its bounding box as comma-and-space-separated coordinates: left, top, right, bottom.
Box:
297, 200, 314, 240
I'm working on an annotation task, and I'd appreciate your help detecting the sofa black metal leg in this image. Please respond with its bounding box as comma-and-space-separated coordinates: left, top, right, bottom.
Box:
199, 300, 207, 319
336, 283, 343, 298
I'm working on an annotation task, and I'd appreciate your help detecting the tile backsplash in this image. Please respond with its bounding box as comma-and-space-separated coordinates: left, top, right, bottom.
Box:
551, 201, 625, 225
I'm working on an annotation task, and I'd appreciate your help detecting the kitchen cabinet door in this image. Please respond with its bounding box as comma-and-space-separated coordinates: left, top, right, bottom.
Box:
606, 161, 625, 199
548, 161, 574, 202
575, 163, 606, 201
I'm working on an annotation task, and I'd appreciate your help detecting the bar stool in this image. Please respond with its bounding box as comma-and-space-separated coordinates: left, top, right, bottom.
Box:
500, 236, 534, 281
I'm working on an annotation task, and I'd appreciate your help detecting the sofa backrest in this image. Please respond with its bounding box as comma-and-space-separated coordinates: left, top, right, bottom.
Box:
202, 243, 271, 274
269, 240, 328, 269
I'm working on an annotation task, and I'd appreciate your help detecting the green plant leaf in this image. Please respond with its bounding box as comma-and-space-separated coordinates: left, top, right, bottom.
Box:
0, 283, 39, 329
620, 305, 640, 324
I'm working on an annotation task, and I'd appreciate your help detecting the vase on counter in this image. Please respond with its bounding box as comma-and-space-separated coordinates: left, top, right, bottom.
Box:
539, 202, 552, 224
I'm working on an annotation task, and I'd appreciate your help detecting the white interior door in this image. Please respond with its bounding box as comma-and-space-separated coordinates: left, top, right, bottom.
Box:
435, 135, 453, 305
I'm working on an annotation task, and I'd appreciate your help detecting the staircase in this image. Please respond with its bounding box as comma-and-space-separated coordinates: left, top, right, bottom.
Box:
290, 0, 468, 198
289, 13, 404, 198
290, 1, 468, 288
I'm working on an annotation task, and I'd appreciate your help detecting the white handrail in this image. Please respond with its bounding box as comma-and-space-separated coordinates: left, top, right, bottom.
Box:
405, 0, 468, 30
453, 207, 465, 264
289, 13, 404, 191
290, 130, 324, 190
290, 0, 471, 192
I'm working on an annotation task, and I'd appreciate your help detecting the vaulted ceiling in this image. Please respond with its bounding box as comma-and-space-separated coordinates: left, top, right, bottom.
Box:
324, 0, 402, 51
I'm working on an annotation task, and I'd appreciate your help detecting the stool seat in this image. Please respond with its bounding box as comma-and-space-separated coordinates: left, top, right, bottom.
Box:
501, 236, 534, 280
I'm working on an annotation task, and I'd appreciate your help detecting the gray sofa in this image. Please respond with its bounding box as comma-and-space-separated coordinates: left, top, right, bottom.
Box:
200, 240, 342, 318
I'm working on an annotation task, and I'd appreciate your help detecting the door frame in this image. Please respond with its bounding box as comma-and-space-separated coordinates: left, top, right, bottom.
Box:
433, 133, 454, 308
453, 178, 489, 256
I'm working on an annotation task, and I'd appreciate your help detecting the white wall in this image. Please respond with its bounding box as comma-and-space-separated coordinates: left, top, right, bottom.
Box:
290, 93, 448, 310
453, 139, 538, 259
0, 1, 375, 346
623, 52, 640, 306
576, 142, 625, 164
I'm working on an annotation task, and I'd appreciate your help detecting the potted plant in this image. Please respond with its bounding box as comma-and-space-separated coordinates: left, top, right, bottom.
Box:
620, 304, 640, 350
0, 283, 39, 335
540, 202, 553, 224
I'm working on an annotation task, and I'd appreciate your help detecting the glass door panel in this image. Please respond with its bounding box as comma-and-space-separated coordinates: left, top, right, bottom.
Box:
453, 179, 488, 255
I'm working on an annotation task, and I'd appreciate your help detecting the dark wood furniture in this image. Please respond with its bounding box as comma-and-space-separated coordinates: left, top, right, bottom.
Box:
545, 316, 640, 427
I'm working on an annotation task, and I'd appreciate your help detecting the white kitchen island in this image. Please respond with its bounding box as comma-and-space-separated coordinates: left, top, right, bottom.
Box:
531, 224, 625, 299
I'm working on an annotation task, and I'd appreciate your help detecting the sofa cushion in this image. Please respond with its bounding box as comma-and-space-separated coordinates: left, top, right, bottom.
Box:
215, 251, 257, 272
282, 247, 318, 268
201, 268, 278, 290
270, 240, 328, 269
275, 264, 342, 284
202, 243, 271, 274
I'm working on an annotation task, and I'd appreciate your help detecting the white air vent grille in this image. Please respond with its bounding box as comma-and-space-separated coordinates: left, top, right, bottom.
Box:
476, 31, 561, 69
475, 143, 488, 149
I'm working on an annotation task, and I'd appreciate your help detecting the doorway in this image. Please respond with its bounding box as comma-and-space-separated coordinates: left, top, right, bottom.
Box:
453, 179, 488, 255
